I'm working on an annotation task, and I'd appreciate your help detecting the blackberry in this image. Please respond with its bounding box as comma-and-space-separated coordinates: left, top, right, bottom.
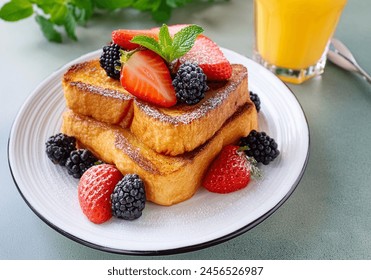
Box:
172, 62, 209, 105
99, 43, 122, 80
249, 91, 261, 112
45, 133, 76, 166
239, 130, 280, 165
65, 149, 100, 178
111, 174, 146, 220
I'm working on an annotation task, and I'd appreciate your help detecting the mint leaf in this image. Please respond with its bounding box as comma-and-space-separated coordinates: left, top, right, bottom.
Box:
34, 0, 59, 14
49, 3, 68, 25
165, 0, 191, 8
0, 0, 33, 22
35, 15, 62, 43
171, 24, 203, 60
151, 0, 171, 22
132, 0, 160, 11
0, 0, 222, 43
64, 8, 77, 41
158, 24, 173, 55
93, 0, 134, 10
70, 0, 93, 24
130, 35, 164, 57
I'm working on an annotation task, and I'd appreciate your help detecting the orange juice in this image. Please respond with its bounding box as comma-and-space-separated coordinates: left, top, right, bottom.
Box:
254, 0, 347, 84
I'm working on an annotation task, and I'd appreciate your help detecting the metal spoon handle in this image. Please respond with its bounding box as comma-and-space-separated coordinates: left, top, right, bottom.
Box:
357, 66, 371, 83
328, 38, 371, 84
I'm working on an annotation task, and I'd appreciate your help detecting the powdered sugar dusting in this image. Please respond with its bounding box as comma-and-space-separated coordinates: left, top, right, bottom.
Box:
71, 82, 133, 100
181, 36, 227, 65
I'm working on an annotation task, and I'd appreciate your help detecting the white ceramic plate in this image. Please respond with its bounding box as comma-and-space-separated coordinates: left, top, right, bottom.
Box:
8, 49, 309, 255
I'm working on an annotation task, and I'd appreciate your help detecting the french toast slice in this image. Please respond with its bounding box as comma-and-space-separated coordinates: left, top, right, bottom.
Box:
61, 102, 258, 206
63, 59, 250, 155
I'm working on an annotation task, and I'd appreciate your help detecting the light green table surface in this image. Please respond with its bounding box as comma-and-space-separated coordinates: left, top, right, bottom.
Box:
1, 0, 370, 260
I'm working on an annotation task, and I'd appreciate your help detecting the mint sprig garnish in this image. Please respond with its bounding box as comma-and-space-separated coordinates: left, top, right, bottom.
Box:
130, 24, 203, 63
0, 0, 224, 43
0, 0, 33, 22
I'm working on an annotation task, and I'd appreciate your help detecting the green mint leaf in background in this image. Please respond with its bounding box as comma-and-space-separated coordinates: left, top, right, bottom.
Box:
170, 24, 203, 60
0, 0, 225, 43
34, 0, 58, 14
0, 0, 33, 22
151, 0, 171, 22
35, 15, 62, 43
165, 0, 194, 9
70, 0, 94, 24
93, 0, 134, 10
132, 0, 160, 11
64, 8, 77, 41
49, 3, 68, 25
70, 7, 88, 25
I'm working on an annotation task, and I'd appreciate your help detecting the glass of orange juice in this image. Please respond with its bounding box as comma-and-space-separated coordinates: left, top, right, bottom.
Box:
253, 0, 347, 84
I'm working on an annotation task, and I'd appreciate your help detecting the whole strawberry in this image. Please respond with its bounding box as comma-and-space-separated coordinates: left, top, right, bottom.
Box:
78, 164, 123, 224
203, 145, 258, 194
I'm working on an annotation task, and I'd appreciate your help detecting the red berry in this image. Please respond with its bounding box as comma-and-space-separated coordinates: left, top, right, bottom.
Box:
78, 164, 123, 224
203, 145, 251, 193
120, 50, 177, 107
112, 29, 157, 50
179, 35, 232, 80
150, 24, 191, 36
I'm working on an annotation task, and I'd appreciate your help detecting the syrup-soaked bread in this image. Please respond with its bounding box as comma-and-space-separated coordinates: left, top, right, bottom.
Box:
63, 59, 250, 155
61, 102, 258, 206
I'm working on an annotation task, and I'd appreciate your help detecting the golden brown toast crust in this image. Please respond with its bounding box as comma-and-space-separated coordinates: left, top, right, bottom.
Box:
61, 102, 258, 206
62, 59, 250, 155
63, 60, 133, 125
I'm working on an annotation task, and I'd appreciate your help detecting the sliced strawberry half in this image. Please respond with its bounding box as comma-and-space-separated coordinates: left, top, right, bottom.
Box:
120, 50, 177, 107
112, 29, 157, 50
179, 35, 232, 80
150, 24, 191, 36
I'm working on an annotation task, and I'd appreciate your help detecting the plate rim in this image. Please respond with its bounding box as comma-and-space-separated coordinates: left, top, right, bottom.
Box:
7, 48, 310, 256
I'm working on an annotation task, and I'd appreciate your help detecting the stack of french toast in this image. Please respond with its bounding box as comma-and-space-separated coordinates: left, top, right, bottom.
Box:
60, 25, 258, 206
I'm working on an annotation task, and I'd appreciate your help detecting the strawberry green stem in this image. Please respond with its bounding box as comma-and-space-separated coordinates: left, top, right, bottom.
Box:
238, 146, 250, 152
119, 49, 139, 64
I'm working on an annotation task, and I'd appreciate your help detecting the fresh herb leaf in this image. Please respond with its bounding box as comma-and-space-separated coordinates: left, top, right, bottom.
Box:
94, 0, 134, 10
35, 15, 62, 43
0, 0, 33, 22
130, 36, 163, 55
64, 7, 77, 41
151, 0, 171, 22
49, 3, 68, 25
158, 23, 172, 52
71, 0, 93, 23
34, 0, 56, 14
151, 8, 171, 22
132, 0, 160, 11
131, 24, 203, 63
171, 24, 203, 59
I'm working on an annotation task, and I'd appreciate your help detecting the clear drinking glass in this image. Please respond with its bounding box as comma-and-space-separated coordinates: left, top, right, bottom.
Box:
253, 0, 347, 84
